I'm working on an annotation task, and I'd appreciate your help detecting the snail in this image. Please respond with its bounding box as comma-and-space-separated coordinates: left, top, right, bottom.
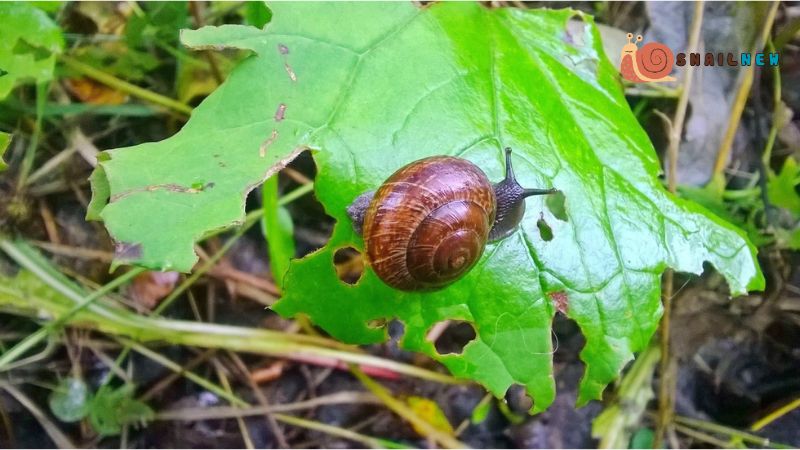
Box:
346, 147, 557, 292
619, 33, 676, 83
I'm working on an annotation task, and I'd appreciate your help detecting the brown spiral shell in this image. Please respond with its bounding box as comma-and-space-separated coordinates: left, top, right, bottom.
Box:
636, 42, 674, 79
362, 156, 496, 291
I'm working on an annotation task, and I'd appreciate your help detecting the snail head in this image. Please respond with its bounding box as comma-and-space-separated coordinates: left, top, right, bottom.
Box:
489, 147, 558, 241
622, 32, 641, 54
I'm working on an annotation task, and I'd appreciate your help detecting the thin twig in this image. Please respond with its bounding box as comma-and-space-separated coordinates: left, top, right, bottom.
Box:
228, 352, 290, 448
119, 337, 248, 407
673, 423, 732, 448
120, 340, 397, 448
0, 396, 14, 448
670, 414, 788, 448
138, 349, 217, 402
750, 397, 800, 432
272, 413, 408, 449
211, 358, 255, 449
155, 391, 379, 421
655, 2, 704, 446
27, 146, 78, 187
185, 288, 256, 450
189, 1, 224, 85
711, 1, 780, 178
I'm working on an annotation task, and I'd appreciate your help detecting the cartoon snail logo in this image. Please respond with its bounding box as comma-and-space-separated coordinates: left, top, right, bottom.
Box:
619, 33, 676, 83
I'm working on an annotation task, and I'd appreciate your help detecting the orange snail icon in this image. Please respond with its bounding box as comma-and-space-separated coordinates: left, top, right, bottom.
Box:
619, 33, 676, 83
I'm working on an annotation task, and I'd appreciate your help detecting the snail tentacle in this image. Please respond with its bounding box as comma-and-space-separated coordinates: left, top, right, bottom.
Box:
489, 147, 557, 241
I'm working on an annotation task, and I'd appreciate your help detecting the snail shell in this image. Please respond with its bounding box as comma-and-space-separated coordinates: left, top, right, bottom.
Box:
346, 148, 558, 292
636, 42, 674, 79
362, 156, 496, 291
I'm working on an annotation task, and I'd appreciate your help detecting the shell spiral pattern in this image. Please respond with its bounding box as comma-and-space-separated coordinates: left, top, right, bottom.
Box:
636, 42, 674, 79
362, 156, 496, 291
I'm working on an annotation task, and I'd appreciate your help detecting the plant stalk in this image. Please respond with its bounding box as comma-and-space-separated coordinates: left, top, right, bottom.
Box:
711, 1, 779, 179
60, 55, 193, 116
655, 1, 704, 446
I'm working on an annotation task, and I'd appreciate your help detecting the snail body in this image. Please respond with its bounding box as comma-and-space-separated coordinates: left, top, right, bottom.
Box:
619, 33, 676, 83
346, 148, 557, 292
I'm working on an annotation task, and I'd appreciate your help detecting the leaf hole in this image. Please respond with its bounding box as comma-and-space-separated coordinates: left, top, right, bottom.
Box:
12, 38, 52, 60
284, 151, 334, 257
427, 320, 476, 355
565, 17, 588, 49
367, 317, 387, 329
333, 246, 364, 285
388, 319, 405, 340
114, 242, 142, 261
545, 190, 568, 222
537, 215, 554, 242
504, 384, 533, 414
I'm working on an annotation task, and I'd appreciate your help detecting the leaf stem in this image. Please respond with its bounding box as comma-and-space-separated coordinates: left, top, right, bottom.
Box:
277, 182, 315, 206
593, 344, 660, 449
760, 39, 782, 169
16, 81, 48, 189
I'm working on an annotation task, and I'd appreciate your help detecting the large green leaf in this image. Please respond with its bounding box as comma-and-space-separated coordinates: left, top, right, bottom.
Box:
0, 2, 64, 100
88, 3, 763, 411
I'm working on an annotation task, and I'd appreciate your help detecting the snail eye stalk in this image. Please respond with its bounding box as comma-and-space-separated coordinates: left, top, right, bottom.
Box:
501, 147, 558, 198
490, 148, 558, 241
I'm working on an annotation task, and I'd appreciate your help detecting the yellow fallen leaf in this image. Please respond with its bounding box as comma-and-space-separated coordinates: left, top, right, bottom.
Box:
64, 77, 128, 105
406, 396, 453, 435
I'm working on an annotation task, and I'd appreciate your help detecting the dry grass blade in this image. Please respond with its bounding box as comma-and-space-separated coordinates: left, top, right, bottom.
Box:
155, 391, 380, 421
711, 1, 780, 178
350, 366, 467, 449
750, 397, 800, 433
